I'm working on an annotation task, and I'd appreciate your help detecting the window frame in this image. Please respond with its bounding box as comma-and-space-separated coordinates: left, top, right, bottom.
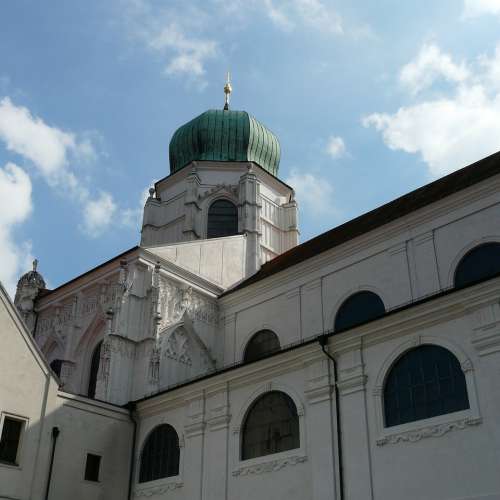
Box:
0, 412, 28, 469
334, 290, 386, 333
453, 242, 500, 289
372, 336, 481, 446
135, 422, 184, 493
232, 384, 306, 475
243, 330, 281, 363
205, 197, 239, 239
87, 340, 103, 399
83, 452, 102, 483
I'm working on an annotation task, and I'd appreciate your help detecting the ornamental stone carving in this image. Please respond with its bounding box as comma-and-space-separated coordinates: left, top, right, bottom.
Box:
376, 416, 482, 446
163, 329, 192, 366
134, 481, 183, 497
157, 278, 218, 329
232, 455, 307, 476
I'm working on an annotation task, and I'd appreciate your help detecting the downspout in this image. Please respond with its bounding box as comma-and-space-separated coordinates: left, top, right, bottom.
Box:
126, 402, 138, 500
44, 426, 60, 500
319, 335, 344, 500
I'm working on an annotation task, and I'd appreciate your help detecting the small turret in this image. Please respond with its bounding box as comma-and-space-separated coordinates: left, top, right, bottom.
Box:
14, 259, 46, 333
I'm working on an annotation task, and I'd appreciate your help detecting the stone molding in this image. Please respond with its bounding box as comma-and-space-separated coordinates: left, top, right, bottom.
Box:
376, 416, 482, 446
232, 455, 307, 477
134, 481, 183, 497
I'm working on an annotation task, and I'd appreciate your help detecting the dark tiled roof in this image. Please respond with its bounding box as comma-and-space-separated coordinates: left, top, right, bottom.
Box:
223, 150, 500, 296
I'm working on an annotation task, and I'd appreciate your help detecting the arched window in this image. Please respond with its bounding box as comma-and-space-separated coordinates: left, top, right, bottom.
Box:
87, 341, 102, 399
384, 345, 469, 427
244, 330, 280, 363
139, 424, 180, 483
241, 391, 299, 460
207, 199, 238, 238
334, 291, 385, 332
454, 242, 500, 289
50, 359, 63, 378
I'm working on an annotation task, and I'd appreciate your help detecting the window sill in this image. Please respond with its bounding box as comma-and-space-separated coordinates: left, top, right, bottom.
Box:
376, 410, 482, 446
134, 476, 183, 497
0, 460, 21, 470
233, 448, 307, 477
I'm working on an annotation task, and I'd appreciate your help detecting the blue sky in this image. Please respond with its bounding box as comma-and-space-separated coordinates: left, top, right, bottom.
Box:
1, 0, 500, 294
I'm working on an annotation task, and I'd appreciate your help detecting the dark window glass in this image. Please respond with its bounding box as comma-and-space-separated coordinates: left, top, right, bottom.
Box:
334, 291, 385, 332
84, 453, 101, 482
0, 417, 24, 465
384, 345, 469, 427
207, 200, 238, 238
87, 341, 102, 399
241, 391, 299, 460
139, 424, 180, 483
454, 243, 500, 288
244, 330, 280, 363
50, 359, 63, 378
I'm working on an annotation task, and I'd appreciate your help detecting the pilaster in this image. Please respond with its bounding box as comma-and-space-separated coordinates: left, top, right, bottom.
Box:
304, 356, 338, 500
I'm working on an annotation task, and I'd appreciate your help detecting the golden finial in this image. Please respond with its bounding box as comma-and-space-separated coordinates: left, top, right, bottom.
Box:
223, 71, 232, 110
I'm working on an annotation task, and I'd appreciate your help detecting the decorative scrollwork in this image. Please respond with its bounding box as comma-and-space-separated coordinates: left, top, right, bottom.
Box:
376, 417, 482, 446
232, 455, 307, 476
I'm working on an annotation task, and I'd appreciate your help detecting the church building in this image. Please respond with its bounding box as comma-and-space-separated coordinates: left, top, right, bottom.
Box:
2, 85, 500, 500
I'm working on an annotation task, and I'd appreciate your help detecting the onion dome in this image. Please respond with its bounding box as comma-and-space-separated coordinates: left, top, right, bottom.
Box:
17, 259, 46, 289
169, 109, 281, 176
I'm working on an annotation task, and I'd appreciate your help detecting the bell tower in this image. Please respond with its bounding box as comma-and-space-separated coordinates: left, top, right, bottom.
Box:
141, 81, 299, 277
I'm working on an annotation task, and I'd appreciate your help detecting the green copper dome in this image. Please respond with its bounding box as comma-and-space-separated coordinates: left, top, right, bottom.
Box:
169, 109, 280, 176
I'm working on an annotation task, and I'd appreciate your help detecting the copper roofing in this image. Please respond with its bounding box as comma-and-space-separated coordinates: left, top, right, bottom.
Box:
169, 109, 280, 176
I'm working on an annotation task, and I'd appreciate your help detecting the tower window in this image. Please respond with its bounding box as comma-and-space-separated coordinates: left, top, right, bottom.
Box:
334, 291, 385, 332
207, 199, 238, 238
454, 242, 500, 289
384, 345, 469, 427
87, 341, 102, 399
0, 416, 25, 465
241, 391, 299, 460
84, 453, 102, 482
244, 330, 280, 363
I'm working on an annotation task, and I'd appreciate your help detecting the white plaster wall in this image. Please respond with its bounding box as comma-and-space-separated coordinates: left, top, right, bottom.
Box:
0, 289, 56, 500
331, 281, 500, 500
47, 394, 133, 500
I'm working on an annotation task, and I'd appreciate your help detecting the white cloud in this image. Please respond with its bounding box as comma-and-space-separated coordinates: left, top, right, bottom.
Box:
0, 163, 33, 295
0, 98, 95, 180
150, 23, 217, 78
326, 136, 346, 159
399, 43, 469, 95
263, 0, 343, 34
81, 191, 117, 237
363, 43, 500, 177
463, 0, 500, 18
285, 169, 335, 216
0, 98, 122, 238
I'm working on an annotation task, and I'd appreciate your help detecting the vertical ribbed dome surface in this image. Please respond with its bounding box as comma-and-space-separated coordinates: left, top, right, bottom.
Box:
169, 109, 280, 176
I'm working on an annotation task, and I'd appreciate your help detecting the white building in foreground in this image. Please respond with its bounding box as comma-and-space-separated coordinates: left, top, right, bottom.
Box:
2, 99, 500, 500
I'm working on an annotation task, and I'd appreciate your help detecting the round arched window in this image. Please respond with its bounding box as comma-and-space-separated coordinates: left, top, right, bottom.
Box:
334, 291, 385, 332
384, 345, 469, 427
207, 199, 238, 238
454, 242, 500, 288
139, 424, 180, 483
244, 330, 280, 362
241, 391, 299, 460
